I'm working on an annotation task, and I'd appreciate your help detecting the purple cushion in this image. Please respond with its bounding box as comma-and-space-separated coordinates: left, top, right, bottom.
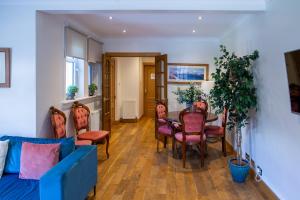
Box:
19, 142, 60, 180
175, 132, 206, 144
158, 125, 172, 136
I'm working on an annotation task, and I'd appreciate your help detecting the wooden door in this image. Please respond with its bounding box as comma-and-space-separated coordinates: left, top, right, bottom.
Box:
155, 54, 168, 138
102, 54, 112, 131
155, 54, 168, 104
144, 64, 155, 117
110, 59, 116, 125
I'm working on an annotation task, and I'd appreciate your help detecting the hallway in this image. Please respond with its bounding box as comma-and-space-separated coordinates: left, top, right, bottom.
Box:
92, 117, 276, 200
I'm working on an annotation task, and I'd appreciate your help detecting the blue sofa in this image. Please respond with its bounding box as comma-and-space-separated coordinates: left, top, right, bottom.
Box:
0, 136, 98, 200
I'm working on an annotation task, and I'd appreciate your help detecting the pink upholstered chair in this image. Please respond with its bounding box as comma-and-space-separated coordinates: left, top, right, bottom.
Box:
155, 101, 175, 154
175, 108, 207, 168
193, 100, 208, 112
49, 106, 92, 146
204, 108, 228, 156
71, 102, 110, 158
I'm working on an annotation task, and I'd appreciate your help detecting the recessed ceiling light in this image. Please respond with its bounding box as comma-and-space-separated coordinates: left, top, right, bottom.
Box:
192, 29, 196, 33
123, 29, 127, 33
198, 16, 202, 20
109, 16, 113, 20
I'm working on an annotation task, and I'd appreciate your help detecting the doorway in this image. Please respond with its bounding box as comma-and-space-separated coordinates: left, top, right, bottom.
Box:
144, 63, 155, 117
102, 52, 168, 132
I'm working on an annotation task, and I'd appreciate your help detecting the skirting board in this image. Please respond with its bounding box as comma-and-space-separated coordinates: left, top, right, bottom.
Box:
120, 118, 138, 123
226, 141, 279, 200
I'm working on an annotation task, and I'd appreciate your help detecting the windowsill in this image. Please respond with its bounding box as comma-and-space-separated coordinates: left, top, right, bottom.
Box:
61, 94, 101, 106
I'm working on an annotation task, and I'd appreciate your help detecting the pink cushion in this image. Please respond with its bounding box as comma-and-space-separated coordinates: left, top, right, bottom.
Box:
19, 142, 60, 180
74, 108, 89, 130
52, 113, 66, 138
156, 104, 166, 119
77, 131, 109, 141
158, 125, 172, 136
75, 140, 92, 146
175, 132, 206, 144
205, 125, 225, 136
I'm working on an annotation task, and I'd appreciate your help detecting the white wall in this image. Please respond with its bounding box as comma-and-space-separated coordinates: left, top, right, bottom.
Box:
115, 57, 144, 120
221, 0, 300, 199
36, 12, 102, 138
0, 6, 36, 137
103, 37, 219, 111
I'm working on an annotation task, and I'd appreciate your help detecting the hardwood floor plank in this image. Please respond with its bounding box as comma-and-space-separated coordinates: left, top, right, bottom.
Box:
87, 117, 277, 200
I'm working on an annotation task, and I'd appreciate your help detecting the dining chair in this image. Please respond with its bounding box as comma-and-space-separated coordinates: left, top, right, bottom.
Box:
174, 108, 207, 168
204, 108, 228, 156
193, 100, 208, 112
71, 102, 110, 158
155, 101, 175, 154
49, 106, 92, 146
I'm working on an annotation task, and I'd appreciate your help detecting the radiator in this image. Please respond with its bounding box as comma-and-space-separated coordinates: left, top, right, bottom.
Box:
122, 100, 136, 119
90, 109, 101, 130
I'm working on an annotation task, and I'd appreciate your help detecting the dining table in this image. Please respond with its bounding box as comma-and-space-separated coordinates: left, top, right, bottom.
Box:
167, 111, 218, 123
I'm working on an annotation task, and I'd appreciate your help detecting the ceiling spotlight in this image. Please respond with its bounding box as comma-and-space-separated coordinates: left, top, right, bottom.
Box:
109, 16, 113, 20
192, 30, 196, 33
123, 29, 127, 33
198, 16, 202, 20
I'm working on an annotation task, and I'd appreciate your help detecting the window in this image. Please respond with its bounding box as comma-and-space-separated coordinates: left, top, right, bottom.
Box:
65, 56, 84, 95
88, 63, 93, 85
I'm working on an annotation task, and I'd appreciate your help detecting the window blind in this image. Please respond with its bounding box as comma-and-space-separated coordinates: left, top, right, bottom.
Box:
65, 27, 87, 60
87, 38, 103, 63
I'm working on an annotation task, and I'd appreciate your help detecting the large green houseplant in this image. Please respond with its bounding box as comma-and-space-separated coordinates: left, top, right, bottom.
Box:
210, 45, 259, 183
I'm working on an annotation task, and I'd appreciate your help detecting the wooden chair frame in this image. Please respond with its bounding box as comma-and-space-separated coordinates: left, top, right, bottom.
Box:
49, 106, 67, 139
155, 100, 175, 154
71, 101, 110, 158
175, 108, 207, 168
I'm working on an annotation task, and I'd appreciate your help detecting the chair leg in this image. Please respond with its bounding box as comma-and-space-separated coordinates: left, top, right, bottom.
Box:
182, 142, 186, 168
172, 137, 175, 158
94, 185, 96, 196
200, 142, 205, 167
164, 136, 167, 148
105, 135, 110, 159
222, 136, 227, 157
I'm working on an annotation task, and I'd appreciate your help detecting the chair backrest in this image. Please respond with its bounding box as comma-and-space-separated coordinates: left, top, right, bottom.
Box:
71, 101, 90, 133
179, 108, 206, 137
193, 100, 208, 112
156, 101, 167, 119
49, 106, 66, 139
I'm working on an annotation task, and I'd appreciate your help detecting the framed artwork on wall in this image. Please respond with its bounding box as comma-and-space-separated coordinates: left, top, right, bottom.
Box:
0, 48, 11, 88
167, 63, 209, 84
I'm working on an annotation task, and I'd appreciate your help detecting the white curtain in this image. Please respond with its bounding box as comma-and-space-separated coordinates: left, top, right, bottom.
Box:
65, 27, 87, 60
87, 38, 103, 63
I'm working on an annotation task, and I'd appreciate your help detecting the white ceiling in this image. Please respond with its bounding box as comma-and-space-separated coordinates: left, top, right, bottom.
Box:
64, 11, 255, 38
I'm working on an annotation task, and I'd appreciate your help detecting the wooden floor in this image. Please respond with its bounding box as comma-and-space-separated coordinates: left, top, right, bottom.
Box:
88, 117, 275, 200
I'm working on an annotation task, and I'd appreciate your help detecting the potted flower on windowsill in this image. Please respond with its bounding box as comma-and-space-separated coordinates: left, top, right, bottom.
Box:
210, 45, 259, 183
66, 85, 79, 100
88, 83, 98, 96
173, 82, 205, 108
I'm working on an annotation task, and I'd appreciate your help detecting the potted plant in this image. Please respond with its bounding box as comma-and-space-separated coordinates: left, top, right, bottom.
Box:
210, 45, 259, 183
173, 82, 205, 107
66, 85, 78, 100
88, 83, 98, 96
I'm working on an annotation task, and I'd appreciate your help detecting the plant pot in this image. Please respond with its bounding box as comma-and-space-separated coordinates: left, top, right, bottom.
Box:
66, 93, 75, 100
228, 158, 250, 183
89, 91, 95, 96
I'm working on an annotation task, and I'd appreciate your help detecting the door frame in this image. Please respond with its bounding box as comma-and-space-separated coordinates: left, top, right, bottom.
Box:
102, 52, 161, 128
143, 62, 155, 117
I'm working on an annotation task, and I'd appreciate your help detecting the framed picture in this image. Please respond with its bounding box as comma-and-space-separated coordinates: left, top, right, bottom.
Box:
168, 63, 209, 84
0, 48, 11, 88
